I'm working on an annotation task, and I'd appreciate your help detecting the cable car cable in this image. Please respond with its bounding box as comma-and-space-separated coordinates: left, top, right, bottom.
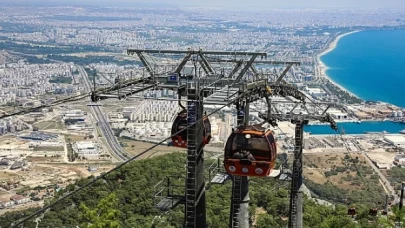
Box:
2, 64, 338, 224
0, 66, 178, 121
272, 124, 343, 194
249, 106, 366, 201
250, 95, 369, 188
11, 96, 240, 228
331, 128, 375, 195
274, 123, 381, 214
269, 111, 384, 209
336, 129, 386, 212
0, 93, 90, 120
0, 64, 332, 122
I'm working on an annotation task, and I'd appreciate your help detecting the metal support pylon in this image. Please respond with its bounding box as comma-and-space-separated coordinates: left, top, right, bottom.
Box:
93, 48, 323, 228
184, 80, 206, 228
229, 100, 250, 228
288, 120, 307, 228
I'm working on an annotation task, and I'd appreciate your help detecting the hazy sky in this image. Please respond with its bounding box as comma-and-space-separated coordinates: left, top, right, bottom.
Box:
4, 0, 405, 9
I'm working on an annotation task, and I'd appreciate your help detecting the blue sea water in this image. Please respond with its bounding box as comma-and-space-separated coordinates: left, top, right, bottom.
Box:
320, 29, 405, 108
308, 30, 405, 134
305, 121, 405, 135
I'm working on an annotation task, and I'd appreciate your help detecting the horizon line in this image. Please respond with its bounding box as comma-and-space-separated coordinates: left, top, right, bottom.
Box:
2, 4, 405, 11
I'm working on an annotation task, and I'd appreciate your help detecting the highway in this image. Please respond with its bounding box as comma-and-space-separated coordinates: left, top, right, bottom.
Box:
78, 66, 130, 161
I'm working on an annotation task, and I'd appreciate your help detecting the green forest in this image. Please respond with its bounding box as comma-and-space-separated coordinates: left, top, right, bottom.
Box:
0, 153, 404, 227
49, 76, 73, 84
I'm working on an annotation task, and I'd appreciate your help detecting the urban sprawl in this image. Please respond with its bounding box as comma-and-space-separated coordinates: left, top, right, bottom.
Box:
0, 6, 405, 213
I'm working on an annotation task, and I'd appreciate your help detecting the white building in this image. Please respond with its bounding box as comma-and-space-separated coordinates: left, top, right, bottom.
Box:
130, 100, 179, 123
67, 122, 93, 130
394, 154, 405, 166
305, 86, 327, 99
384, 135, 405, 147
327, 109, 348, 120
10, 195, 30, 205
73, 141, 99, 157
0, 200, 14, 208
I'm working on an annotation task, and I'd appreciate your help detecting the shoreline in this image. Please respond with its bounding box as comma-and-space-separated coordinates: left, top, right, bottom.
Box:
316, 30, 362, 99
307, 119, 405, 125
305, 120, 405, 134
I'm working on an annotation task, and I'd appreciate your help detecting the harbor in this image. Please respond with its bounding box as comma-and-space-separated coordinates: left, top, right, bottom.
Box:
305, 120, 405, 135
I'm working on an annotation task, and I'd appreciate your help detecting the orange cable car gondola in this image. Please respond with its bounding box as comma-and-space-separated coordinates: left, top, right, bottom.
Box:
224, 124, 277, 177
170, 110, 211, 148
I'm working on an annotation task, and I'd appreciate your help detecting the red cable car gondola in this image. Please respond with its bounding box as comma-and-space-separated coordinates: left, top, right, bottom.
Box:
369, 208, 378, 216
347, 207, 356, 216
223, 124, 277, 177
170, 110, 211, 148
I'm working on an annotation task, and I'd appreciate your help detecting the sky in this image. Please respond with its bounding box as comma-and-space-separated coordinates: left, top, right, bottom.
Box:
4, 0, 405, 9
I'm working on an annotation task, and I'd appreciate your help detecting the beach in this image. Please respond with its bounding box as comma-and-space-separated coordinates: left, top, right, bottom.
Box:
316, 30, 361, 99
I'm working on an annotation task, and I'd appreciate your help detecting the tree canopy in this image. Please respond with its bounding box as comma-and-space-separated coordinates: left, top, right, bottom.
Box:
0, 153, 401, 227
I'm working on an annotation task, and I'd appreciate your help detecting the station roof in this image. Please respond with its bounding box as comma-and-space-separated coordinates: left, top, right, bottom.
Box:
75, 141, 95, 149
384, 135, 405, 145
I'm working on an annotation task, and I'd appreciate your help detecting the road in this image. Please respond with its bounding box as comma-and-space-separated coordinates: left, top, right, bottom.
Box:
304, 149, 399, 203
77, 66, 130, 161
363, 152, 399, 204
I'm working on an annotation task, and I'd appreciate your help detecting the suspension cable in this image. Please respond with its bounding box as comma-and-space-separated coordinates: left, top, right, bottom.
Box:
250, 106, 365, 199
336, 128, 369, 190
273, 123, 343, 193
2, 61, 346, 225
0, 93, 90, 120
11, 94, 243, 227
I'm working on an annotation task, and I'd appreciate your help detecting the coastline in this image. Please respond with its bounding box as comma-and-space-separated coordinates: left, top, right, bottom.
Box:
316, 30, 362, 99
305, 120, 405, 135
307, 119, 401, 125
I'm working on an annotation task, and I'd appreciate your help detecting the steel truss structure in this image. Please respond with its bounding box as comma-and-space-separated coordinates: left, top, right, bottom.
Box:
91, 48, 338, 228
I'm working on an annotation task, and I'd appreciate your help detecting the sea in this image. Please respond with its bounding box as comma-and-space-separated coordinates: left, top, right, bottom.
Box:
320, 29, 405, 107
310, 29, 405, 135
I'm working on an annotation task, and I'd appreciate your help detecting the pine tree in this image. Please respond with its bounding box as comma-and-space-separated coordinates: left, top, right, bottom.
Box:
80, 193, 121, 228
